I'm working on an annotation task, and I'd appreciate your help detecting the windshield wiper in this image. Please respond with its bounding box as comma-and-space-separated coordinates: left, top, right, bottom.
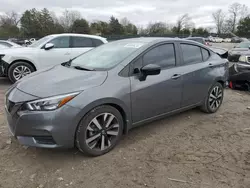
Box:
61, 59, 73, 67
73, 65, 95, 71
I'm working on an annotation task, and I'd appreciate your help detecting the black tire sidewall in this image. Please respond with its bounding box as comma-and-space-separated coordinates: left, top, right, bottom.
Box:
206, 82, 224, 113
76, 105, 124, 156
8, 62, 35, 83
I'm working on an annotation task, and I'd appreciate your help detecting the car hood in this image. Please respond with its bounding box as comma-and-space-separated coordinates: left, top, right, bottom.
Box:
231, 48, 249, 52
1, 47, 37, 55
16, 65, 108, 98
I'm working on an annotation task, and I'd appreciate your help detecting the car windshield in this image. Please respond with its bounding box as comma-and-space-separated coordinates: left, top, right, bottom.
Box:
236, 42, 250, 48
70, 40, 146, 70
29, 36, 54, 48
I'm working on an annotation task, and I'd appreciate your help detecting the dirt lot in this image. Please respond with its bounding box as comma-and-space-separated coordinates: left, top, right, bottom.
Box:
1, 43, 250, 188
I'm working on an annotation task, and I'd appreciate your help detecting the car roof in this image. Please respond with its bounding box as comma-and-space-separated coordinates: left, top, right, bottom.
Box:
111, 37, 198, 44
186, 37, 204, 39
48, 33, 106, 40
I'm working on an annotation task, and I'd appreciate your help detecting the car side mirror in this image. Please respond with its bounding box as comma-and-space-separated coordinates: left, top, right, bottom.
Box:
141, 64, 161, 76
139, 64, 161, 81
44, 43, 54, 50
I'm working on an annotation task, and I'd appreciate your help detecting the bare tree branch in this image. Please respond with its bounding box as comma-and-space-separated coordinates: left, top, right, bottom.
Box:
212, 9, 225, 34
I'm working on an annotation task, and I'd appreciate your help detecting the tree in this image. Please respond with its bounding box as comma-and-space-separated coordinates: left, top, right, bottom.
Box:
147, 22, 169, 34
109, 16, 124, 35
0, 11, 20, 37
174, 14, 193, 33
191, 27, 208, 36
72, 19, 90, 34
212, 9, 225, 34
237, 16, 250, 37
119, 17, 138, 35
228, 3, 242, 33
59, 10, 81, 32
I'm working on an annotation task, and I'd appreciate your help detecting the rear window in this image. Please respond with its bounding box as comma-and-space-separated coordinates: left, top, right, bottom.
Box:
92, 39, 104, 47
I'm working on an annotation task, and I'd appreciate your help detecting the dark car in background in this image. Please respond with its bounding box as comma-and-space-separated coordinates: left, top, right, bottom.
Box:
229, 54, 250, 90
4, 38, 228, 156
187, 37, 229, 59
228, 42, 250, 62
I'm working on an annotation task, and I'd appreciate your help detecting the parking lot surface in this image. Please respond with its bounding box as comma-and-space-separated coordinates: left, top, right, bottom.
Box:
1, 43, 250, 188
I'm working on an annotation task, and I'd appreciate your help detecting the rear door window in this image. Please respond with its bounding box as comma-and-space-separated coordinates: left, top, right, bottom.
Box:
181, 44, 203, 65
71, 37, 94, 48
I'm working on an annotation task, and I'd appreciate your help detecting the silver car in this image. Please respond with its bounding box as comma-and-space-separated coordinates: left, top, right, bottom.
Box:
5, 38, 229, 156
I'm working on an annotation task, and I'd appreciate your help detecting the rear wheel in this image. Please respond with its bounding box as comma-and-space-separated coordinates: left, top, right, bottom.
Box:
76, 105, 124, 156
8, 61, 35, 83
200, 82, 224, 113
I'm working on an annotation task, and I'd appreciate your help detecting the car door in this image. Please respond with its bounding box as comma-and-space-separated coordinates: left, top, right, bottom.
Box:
130, 43, 183, 123
178, 43, 213, 107
70, 36, 94, 59
38, 36, 71, 69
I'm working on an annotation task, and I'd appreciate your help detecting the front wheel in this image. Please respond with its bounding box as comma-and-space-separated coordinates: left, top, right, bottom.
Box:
200, 82, 224, 113
76, 105, 124, 156
8, 61, 35, 83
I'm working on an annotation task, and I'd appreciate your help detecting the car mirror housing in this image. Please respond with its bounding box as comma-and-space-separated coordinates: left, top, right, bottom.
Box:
139, 64, 161, 81
44, 43, 54, 50
141, 64, 161, 76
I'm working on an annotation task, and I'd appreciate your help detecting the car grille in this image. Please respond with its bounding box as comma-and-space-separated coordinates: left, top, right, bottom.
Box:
247, 56, 250, 63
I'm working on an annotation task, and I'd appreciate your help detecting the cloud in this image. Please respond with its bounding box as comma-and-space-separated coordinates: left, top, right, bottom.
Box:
0, 0, 250, 28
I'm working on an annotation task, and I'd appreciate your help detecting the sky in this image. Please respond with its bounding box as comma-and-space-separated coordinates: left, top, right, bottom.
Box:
0, 0, 250, 28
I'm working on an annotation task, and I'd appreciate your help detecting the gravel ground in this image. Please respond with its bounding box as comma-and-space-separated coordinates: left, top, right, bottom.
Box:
1, 43, 250, 188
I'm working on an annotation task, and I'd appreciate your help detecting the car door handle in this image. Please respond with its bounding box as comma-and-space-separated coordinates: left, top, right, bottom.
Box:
208, 63, 214, 68
171, 74, 182, 79
64, 52, 70, 55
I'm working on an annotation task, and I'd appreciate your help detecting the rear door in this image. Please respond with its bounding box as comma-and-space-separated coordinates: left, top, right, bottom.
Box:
70, 36, 95, 59
177, 43, 213, 107
130, 42, 183, 123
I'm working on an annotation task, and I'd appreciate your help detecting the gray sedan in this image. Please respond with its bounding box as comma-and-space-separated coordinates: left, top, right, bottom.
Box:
5, 38, 228, 156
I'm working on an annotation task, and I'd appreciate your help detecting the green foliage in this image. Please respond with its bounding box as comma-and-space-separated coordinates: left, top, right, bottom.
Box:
109, 16, 124, 35
237, 16, 250, 37
72, 19, 90, 34
192, 27, 209, 35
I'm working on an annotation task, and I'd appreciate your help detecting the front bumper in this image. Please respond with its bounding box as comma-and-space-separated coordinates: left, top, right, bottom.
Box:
0, 56, 9, 76
5, 88, 81, 148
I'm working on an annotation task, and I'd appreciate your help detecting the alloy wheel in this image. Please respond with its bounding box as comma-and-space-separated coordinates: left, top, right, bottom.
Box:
85, 113, 120, 151
13, 65, 31, 81
209, 86, 223, 110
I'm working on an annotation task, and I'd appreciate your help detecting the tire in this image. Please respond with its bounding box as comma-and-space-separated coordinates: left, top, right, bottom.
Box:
200, 82, 224, 113
8, 61, 35, 83
76, 105, 124, 156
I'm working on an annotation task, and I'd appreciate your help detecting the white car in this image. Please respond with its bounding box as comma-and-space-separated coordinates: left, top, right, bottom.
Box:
214, 37, 223, 43
0, 33, 107, 82
223, 38, 231, 43
0, 40, 21, 49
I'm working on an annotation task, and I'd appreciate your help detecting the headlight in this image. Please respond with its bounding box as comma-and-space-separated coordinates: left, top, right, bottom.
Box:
24, 92, 79, 111
239, 55, 248, 63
